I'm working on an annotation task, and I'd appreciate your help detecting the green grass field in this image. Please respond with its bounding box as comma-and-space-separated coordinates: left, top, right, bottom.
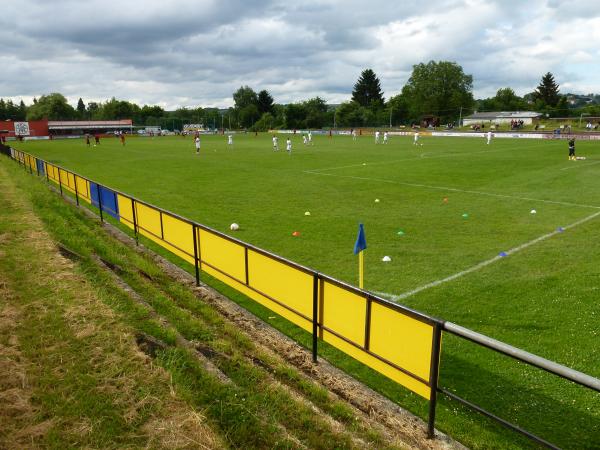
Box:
13, 133, 600, 448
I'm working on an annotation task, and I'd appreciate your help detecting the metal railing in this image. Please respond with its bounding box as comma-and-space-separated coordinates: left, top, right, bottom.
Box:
4, 144, 599, 449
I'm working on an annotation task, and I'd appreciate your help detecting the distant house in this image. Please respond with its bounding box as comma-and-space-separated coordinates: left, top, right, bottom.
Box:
463, 111, 542, 126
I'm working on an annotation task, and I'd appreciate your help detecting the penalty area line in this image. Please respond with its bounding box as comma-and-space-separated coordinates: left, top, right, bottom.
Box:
305, 142, 550, 173
374, 210, 600, 303
305, 171, 600, 210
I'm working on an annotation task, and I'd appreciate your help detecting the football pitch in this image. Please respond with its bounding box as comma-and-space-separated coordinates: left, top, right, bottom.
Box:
14, 133, 600, 447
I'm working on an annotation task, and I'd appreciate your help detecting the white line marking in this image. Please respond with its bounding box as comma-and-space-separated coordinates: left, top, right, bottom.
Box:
306, 142, 550, 173
560, 160, 600, 171
374, 210, 600, 302
305, 171, 600, 210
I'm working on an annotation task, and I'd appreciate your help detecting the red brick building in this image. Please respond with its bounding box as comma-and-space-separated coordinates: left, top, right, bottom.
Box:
0, 119, 133, 140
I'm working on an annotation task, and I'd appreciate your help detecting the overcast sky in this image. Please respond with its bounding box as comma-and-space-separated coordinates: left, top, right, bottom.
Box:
1, 0, 599, 109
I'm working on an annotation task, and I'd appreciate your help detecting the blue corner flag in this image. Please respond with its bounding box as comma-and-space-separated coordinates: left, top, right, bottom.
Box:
353, 223, 367, 255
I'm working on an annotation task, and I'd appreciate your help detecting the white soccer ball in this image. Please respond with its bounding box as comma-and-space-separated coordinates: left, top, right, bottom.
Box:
304, 211, 311, 216
230, 223, 239, 231
382, 256, 392, 262
530, 209, 537, 215
374, 198, 380, 203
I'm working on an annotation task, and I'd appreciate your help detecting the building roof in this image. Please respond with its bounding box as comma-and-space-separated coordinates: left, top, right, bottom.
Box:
48, 120, 132, 130
465, 111, 542, 120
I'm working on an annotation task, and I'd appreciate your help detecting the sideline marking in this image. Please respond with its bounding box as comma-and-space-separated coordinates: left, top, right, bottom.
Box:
306, 142, 550, 173
374, 210, 600, 303
560, 160, 600, 171
306, 171, 600, 210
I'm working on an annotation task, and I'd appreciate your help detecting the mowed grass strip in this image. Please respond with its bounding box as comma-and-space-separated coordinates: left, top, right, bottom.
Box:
13, 134, 600, 448
0, 157, 408, 449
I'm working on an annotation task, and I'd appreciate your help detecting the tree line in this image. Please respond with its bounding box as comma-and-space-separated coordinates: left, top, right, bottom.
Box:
2, 63, 599, 129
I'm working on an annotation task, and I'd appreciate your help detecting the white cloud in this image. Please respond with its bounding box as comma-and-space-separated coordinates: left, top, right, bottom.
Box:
1, 0, 599, 108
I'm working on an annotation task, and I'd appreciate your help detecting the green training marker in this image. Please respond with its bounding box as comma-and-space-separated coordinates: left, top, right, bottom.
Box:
462, 213, 469, 218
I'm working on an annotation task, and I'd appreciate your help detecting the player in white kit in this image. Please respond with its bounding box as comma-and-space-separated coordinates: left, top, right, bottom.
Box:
272, 135, 279, 151
308, 130, 313, 145
195, 136, 201, 155
303, 134, 308, 145
286, 138, 292, 154
352, 129, 357, 141
486, 131, 492, 145
228, 134, 233, 147
375, 130, 380, 144
413, 132, 420, 145
383, 132, 389, 144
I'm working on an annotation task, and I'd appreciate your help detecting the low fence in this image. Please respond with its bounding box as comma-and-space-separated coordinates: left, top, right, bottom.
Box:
4, 144, 599, 449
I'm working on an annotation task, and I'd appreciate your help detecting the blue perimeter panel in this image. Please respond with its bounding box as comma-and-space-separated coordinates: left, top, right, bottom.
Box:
90, 182, 120, 219
36, 158, 45, 175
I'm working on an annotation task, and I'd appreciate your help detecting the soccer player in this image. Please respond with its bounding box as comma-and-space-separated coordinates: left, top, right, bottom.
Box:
85, 134, 91, 147
308, 130, 313, 145
228, 134, 233, 147
120, 133, 126, 146
383, 131, 389, 144
303, 134, 308, 145
286, 138, 292, 154
375, 130, 380, 144
352, 129, 357, 141
413, 131, 419, 145
486, 130, 492, 145
195, 136, 201, 155
272, 135, 279, 151
94, 134, 100, 145
568, 138, 575, 160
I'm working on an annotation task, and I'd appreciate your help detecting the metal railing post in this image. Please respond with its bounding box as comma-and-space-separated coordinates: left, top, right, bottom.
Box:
244, 247, 249, 285
159, 211, 164, 239
74, 175, 79, 206
312, 273, 319, 363
131, 198, 138, 245
427, 323, 443, 439
192, 224, 200, 286
96, 184, 103, 222
58, 168, 63, 196
364, 295, 372, 351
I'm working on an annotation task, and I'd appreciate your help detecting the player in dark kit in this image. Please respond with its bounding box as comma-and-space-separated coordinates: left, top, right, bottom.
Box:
568, 138, 575, 160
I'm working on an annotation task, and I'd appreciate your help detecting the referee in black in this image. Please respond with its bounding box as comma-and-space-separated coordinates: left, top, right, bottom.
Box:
568, 138, 575, 160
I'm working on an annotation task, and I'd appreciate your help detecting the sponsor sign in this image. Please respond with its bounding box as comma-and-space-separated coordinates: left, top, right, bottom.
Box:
14, 122, 30, 136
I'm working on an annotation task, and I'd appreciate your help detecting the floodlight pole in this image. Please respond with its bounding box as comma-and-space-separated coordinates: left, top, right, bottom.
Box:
458, 106, 463, 127
389, 107, 392, 128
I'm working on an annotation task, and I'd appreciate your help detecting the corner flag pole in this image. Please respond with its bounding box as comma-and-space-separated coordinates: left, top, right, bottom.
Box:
359, 250, 364, 289
353, 223, 367, 289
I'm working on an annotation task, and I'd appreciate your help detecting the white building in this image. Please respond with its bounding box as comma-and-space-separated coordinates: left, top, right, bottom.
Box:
463, 111, 542, 126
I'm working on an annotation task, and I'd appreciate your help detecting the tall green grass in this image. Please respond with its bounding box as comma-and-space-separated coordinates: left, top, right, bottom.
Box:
14, 133, 600, 448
